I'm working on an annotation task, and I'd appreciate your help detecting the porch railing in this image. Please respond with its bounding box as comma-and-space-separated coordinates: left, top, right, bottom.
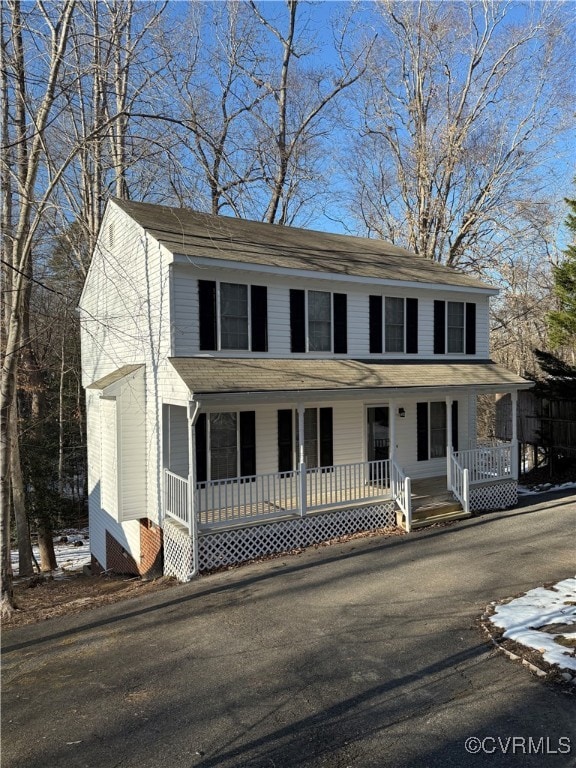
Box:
391, 460, 411, 531
453, 444, 512, 484
450, 453, 469, 514
196, 470, 300, 527
165, 459, 394, 530
164, 469, 189, 527
305, 459, 390, 512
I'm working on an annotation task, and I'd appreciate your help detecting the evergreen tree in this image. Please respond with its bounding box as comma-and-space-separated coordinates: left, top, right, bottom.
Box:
548, 196, 576, 352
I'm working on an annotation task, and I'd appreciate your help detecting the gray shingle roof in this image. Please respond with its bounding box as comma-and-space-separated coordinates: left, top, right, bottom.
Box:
169, 358, 530, 396
113, 199, 493, 290
87, 364, 143, 390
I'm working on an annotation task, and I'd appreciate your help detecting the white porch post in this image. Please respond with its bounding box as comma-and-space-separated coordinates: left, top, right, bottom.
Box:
446, 395, 453, 490
511, 390, 519, 480
389, 401, 396, 495
187, 400, 200, 577
389, 401, 396, 465
297, 404, 307, 516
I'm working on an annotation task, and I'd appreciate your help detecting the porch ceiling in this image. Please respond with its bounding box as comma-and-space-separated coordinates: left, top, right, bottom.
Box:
169, 357, 533, 403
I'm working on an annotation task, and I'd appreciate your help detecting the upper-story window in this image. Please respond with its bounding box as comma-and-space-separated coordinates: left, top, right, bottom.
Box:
220, 283, 248, 349
198, 280, 267, 352
290, 289, 347, 353
308, 290, 331, 351
369, 296, 418, 354
434, 300, 476, 355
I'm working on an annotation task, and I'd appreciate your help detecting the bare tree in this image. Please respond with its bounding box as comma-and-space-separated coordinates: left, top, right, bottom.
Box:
248, 0, 371, 225
348, 0, 573, 269
1, 0, 77, 613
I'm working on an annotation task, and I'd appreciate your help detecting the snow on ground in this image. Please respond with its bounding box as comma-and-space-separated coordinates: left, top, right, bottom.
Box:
518, 481, 576, 496
490, 578, 576, 674
11, 528, 91, 578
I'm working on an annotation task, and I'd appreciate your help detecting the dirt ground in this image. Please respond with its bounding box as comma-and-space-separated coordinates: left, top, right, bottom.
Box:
3, 572, 178, 630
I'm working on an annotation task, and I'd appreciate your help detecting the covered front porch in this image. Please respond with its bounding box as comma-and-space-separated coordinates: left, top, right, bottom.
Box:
160, 357, 529, 579
164, 441, 516, 534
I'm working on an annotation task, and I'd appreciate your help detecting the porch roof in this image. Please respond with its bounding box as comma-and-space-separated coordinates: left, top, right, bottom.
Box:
169, 358, 533, 402
87, 364, 144, 390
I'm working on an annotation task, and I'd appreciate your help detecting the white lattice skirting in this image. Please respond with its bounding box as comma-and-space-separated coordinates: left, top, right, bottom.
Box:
469, 481, 517, 513
164, 503, 396, 580
198, 503, 396, 572
164, 518, 195, 582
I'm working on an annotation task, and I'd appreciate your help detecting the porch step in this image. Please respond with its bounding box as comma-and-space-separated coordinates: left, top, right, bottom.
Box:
412, 504, 472, 531
412, 500, 462, 520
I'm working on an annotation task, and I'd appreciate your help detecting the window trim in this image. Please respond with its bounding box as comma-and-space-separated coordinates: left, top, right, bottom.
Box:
199, 280, 268, 352
217, 281, 251, 352
306, 289, 333, 353
384, 296, 406, 354
207, 411, 240, 481
370, 295, 418, 354
446, 300, 465, 355
196, 410, 256, 482
434, 300, 476, 356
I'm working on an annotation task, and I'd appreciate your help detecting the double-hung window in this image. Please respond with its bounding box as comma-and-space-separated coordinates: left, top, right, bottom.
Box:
447, 302, 465, 354
308, 291, 332, 352
434, 300, 476, 355
385, 297, 405, 353
369, 296, 418, 354
290, 290, 347, 353
220, 283, 248, 350
195, 411, 256, 482
198, 280, 268, 352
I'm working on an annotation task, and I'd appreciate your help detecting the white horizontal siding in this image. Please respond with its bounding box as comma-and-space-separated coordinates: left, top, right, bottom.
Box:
117, 370, 147, 521
168, 393, 475, 487
87, 390, 142, 568
87, 391, 105, 568
100, 397, 118, 518
171, 265, 491, 359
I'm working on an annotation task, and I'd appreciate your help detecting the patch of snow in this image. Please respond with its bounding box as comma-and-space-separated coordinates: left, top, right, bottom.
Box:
491, 578, 576, 672
517, 481, 576, 496
11, 528, 91, 577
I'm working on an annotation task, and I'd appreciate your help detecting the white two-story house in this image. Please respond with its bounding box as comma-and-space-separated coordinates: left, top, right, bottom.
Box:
79, 199, 532, 581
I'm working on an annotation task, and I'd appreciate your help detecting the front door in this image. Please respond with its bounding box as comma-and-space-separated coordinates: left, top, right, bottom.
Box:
367, 406, 389, 483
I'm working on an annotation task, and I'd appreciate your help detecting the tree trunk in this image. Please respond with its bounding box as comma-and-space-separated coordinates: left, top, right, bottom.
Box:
9, 403, 34, 577
37, 518, 57, 572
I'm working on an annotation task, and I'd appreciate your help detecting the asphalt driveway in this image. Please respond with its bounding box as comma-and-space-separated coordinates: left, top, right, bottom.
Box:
2, 491, 576, 768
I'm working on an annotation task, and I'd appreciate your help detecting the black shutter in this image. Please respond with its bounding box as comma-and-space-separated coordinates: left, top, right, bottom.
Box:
319, 407, 333, 467
277, 409, 294, 472
451, 401, 459, 452
369, 295, 383, 353
195, 413, 207, 482
465, 303, 476, 355
251, 285, 268, 352
406, 298, 418, 354
434, 301, 445, 354
198, 280, 217, 350
240, 411, 256, 477
333, 293, 347, 353
290, 289, 306, 353
417, 402, 429, 461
